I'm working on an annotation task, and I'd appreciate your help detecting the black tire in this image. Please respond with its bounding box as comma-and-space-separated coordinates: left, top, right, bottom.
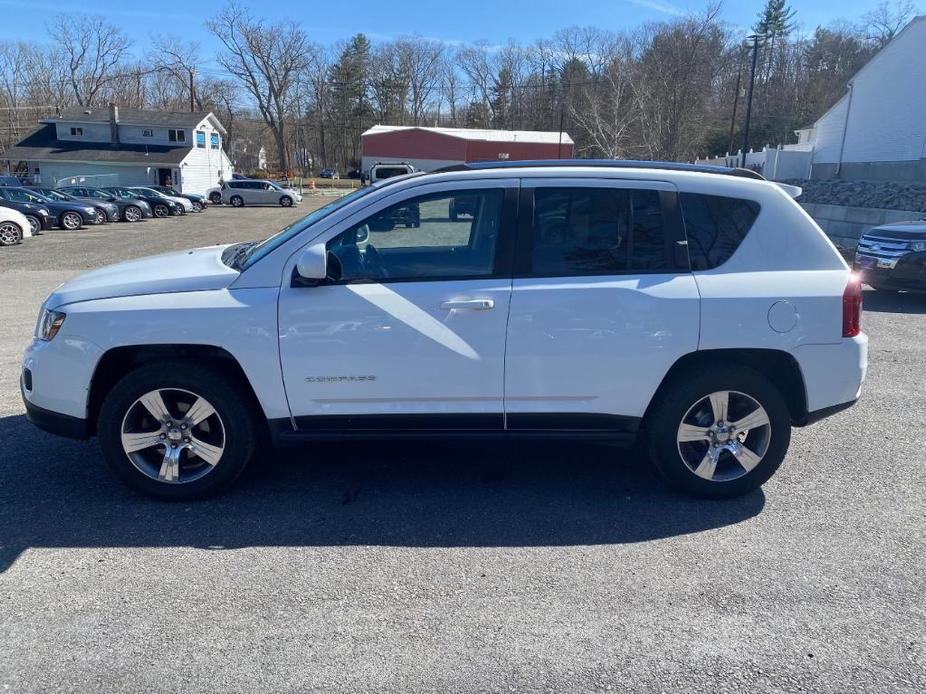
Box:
193, 201, 204, 212
209, 192, 222, 204
123, 205, 143, 222
230, 195, 244, 207
645, 364, 791, 498
24, 215, 42, 235
97, 361, 259, 500
94, 209, 106, 225
152, 203, 170, 218
280, 195, 293, 207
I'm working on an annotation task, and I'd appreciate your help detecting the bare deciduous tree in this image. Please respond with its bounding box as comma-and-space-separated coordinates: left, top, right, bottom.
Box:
53, 14, 131, 107
208, 3, 311, 173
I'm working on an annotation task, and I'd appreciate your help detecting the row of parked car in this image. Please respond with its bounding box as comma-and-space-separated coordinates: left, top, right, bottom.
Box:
0, 181, 208, 246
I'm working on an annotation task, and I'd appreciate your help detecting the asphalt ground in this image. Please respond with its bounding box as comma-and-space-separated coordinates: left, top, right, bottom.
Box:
0, 202, 924, 693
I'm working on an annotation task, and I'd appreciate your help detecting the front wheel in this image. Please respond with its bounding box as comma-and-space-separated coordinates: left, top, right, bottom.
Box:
192, 201, 204, 212
24, 215, 41, 235
152, 203, 170, 218
0, 220, 23, 245
60, 211, 83, 230
97, 362, 259, 500
94, 209, 106, 225
123, 205, 143, 222
230, 195, 244, 207
646, 365, 791, 498
209, 192, 222, 204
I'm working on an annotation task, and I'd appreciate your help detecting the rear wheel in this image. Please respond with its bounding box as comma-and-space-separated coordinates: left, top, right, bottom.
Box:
230, 195, 244, 207
209, 192, 222, 204
60, 211, 82, 230
646, 365, 791, 498
0, 221, 23, 245
152, 203, 170, 218
97, 362, 258, 500
123, 205, 142, 222
94, 209, 106, 225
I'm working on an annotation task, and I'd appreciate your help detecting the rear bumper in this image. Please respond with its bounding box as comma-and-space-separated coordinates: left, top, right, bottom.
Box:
792, 334, 868, 417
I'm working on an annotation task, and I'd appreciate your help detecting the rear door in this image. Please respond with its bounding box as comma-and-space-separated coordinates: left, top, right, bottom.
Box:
504, 178, 700, 433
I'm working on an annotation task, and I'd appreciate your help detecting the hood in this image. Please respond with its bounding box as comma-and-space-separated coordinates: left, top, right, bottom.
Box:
45, 200, 97, 215
868, 221, 926, 239
46, 245, 239, 309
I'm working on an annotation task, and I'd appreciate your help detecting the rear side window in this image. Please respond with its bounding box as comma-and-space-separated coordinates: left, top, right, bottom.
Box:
680, 193, 760, 270
529, 187, 670, 276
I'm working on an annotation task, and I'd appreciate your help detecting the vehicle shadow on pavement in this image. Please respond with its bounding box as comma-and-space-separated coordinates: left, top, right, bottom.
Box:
0, 413, 764, 572
862, 288, 926, 314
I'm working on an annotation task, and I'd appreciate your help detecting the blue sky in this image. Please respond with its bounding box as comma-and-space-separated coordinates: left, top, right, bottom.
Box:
0, 0, 893, 56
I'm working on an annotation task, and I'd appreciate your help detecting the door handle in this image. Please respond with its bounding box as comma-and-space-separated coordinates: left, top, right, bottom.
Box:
440, 299, 495, 311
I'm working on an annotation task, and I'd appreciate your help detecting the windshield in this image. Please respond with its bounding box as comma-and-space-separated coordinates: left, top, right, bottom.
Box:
238, 187, 376, 270
41, 190, 72, 201
85, 189, 111, 199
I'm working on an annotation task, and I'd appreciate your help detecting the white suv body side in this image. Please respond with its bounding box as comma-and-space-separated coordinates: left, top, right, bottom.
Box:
21, 164, 867, 499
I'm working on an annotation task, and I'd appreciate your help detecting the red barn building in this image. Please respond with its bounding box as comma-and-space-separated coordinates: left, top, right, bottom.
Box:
361, 125, 575, 174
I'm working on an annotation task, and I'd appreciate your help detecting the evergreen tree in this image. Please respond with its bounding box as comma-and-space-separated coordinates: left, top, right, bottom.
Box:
755, 0, 796, 39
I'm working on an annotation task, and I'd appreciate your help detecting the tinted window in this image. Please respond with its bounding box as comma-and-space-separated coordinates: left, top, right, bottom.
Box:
680, 193, 760, 270
327, 189, 504, 282
630, 189, 669, 271
3, 189, 42, 203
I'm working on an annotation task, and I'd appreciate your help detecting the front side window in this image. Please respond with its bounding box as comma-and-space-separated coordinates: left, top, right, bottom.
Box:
326, 189, 504, 283
680, 193, 761, 270
529, 187, 672, 276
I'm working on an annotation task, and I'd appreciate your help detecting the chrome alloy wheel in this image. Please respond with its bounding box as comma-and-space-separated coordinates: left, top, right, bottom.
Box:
0, 221, 22, 245
120, 388, 225, 484
676, 390, 771, 482
61, 211, 82, 230
94, 209, 106, 224
124, 206, 142, 222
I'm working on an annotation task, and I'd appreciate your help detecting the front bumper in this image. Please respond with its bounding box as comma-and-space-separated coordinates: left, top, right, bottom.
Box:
22, 380, 89, 439
853, 251, 926, 292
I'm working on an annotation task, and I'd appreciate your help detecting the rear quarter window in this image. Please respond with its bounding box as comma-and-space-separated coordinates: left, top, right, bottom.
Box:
680, 193, 760, 270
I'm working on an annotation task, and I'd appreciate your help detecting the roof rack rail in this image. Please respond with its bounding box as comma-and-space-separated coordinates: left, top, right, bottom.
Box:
431, 159, 766, 180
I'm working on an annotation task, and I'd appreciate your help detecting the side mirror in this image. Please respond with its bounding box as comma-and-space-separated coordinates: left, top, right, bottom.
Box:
294, 243, 328, 284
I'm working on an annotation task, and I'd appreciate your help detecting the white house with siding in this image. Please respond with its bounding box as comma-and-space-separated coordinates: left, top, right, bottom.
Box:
1, 106, 234, 195
807, 15, 926, 180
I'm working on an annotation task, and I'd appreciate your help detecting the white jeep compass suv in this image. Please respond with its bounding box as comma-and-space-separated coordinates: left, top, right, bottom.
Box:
22, 161, 867, 500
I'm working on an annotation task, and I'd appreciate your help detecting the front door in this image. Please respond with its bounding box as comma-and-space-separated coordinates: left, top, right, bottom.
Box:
504, 178, 701, 432
278, 180, 518, 431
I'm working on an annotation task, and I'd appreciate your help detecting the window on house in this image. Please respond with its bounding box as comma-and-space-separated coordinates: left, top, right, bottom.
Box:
196, 131, 206, 148
142, 129, 153, 137
70, 127, 83, 137
168, 129, 186, 143
210, 133, 219, 149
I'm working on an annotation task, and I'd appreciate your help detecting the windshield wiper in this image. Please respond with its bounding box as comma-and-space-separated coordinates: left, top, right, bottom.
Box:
222, 241, 259, 270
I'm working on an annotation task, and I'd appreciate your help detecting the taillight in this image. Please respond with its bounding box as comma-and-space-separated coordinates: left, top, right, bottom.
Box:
842, 272, 862, 337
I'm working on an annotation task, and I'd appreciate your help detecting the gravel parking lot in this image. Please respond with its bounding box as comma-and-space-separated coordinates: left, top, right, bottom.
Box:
1, 203, 924, 692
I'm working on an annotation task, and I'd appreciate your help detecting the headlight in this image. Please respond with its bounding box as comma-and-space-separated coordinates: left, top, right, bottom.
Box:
37, 309, 66, 341
911, 240, 926, 252
37, 209, 49, 216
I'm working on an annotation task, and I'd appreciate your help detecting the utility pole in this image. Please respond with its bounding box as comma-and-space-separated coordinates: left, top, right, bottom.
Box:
727, 47, 745, 156
188, 68, 196, 113
740, 34, 762, 168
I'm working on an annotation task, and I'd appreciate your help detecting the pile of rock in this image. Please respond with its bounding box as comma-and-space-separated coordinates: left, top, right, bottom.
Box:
782, 179, 926, 213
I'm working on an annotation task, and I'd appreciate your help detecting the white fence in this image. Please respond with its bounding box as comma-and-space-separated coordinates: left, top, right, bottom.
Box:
695, 146, 814, 180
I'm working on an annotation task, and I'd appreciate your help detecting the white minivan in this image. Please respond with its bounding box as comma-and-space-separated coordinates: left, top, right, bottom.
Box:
22, 161, 867, 500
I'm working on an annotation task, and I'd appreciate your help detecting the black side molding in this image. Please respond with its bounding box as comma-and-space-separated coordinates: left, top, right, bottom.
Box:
793, 399, 858, 427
